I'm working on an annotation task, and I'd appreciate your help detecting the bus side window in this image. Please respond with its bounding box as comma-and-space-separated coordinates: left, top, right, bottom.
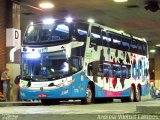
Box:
74, 23, 89, 42
103, 62, 111, 78
121, 65, 131, 79
113, 39, 121, 50
131, 39, 138, 53
88, 61, 105, 76
121, 66, 127, 78
90, 26, 102, 46
112, 64, 121, 78
121, 37, 131, 51
87, 61, 99, 76
128, 66, 131, 78
102, 31, 111, 47
142, 42, 147, 55
137, 41, 143, 55
110, 33, 122, 50
97, 63, 104, 77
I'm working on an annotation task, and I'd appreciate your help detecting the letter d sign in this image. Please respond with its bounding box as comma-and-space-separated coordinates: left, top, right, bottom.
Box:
15, 30, 19, 39
6, 28, 21, 47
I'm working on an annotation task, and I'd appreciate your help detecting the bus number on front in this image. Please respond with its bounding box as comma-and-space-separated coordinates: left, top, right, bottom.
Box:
38, 47, 48, 53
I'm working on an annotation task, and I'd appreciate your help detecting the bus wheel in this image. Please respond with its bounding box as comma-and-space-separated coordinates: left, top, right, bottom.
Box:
121, 86, 136, 102
135, 87, 141, 102
81, 84, 94, 104
130, 86, 136, 102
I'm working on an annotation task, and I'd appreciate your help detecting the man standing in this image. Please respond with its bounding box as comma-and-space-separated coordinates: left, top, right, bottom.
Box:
1, 68, 10, 101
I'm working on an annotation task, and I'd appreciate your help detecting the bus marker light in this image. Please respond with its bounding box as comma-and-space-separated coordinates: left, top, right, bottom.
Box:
114, 0, 128, 2
65, 17, 73, 23
88, 18, 95, 23
43, 18, 55, 24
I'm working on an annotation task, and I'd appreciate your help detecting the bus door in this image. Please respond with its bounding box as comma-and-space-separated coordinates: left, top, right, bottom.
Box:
68, 56, 83, 97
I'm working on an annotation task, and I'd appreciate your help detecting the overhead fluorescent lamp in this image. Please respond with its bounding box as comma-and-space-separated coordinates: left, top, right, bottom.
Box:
156, 44, 160, 47
65, 17, 73, 23
150, 49, 156, 53
30, 21, 34, 25
119, 30, 124, 34
114, 0, 128, 2
88, 18, 95, 23
39, 2, 54, 9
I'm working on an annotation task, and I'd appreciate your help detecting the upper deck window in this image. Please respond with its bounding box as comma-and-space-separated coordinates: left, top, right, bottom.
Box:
23, 22, 70, 45
90, 26, 102, 46
73, 23, 89, 42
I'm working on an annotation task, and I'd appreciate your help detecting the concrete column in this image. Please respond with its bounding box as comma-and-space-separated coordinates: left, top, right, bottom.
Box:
0, 0, 7, 96
6, 0, 21, 101
154, 49, 160, 90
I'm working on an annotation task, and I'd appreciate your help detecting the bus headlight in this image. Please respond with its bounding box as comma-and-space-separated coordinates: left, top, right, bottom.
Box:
26, 53, 41, 59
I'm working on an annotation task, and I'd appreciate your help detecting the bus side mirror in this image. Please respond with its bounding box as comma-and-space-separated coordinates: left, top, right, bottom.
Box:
14, 75, 21, 85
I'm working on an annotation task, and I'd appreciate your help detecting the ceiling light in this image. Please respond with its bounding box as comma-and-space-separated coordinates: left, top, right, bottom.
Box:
114, 0, 128, 2
156, 44, 160, 47
39, 2, 54, 9
142, 38, 146, 40
119, 30, 124, 34
65, 17, 73, 23
30, 21, 34, 25
88, 18, 95, 23
150, 49, 156, 53
42, 18, 55, 24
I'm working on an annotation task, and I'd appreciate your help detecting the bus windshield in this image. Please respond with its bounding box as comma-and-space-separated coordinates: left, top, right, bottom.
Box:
23, 22, 70, 45
22, 51, 70, 81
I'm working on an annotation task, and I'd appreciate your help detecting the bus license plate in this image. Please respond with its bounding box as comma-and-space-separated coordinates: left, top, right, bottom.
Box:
38, 94, 47, 98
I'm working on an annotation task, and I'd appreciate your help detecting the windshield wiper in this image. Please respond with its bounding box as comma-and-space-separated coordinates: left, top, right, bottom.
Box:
47, 77, 56, 81
47, 74, 65, 81
23, 76, 37, 82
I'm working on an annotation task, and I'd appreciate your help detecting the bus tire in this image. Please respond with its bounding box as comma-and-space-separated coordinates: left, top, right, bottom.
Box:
135, 86, 141, 102
81, 84, 94, 104
130, 85, 136, 102
121, 86, 136, 102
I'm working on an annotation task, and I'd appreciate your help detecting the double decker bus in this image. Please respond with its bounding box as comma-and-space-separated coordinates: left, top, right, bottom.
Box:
20, 18, 149, 104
